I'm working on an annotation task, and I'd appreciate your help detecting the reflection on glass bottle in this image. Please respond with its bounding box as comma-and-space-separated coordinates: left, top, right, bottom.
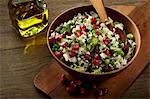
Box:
9, 0, 49, 37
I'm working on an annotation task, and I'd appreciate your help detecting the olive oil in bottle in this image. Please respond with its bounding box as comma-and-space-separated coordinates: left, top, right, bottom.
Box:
10, 0, 49, 37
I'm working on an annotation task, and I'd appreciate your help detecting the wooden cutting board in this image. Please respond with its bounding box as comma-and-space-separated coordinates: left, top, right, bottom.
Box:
34, 2, 150, 98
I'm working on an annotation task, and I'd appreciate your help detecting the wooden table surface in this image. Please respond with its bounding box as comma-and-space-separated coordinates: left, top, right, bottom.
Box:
0, 0, 149, 98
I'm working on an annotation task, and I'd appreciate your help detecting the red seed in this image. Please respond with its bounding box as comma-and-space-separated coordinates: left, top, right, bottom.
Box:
69, 50, 77, 57
60, 74, 69, 85
84, 54, 92, 60
103, 88, 109, 95
49, 37, 55, 44
93, 59, 100, 65
103, 37, 110, 45
56, 35, 62, 42
91, 17, 97, 24
92, 83, 97, 89
104, 50, 111, 56
98, 96, 104, 99
66, 82, 77, 95
66, 32, 72, 36
95, 54, 101, 60
96, 31, 101, 36
81, 25, 86, 31
75, 32, 82, 37
62, 42, 67, 48
55, 51, 62, 58
74, 80, 82, 86
94, 24, 99, 29
123, 44, 129, 54
83, 15, 88, 19
72, 43, 80, 50
80, 88, 86, 94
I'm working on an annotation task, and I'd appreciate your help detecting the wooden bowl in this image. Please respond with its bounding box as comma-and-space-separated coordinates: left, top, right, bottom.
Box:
47, 5, 141, 81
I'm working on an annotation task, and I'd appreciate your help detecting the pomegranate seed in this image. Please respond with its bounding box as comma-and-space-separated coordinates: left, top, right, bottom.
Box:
92, 83, 97, 89
95, 54, 101, 60
69, 50, 77, 57
96, 31, 101, 36
55, 51, 62, 58
97, 88, 104, 96
62, 42, 67, 48
75, 31, 82, 37
81, 25, 86, 31
91, 17, 97, 24
103, 88, 109, 95
74, 80, 82, 86
84, 54, 92, 60
56, 35, 62, 42
123, 44, 129, 54
104, 50, 111, 56
66, 83, 77, 95
80, 88, 86, 94
93, 59, 100, 65
49, 37, 55, 44
94, 24, 99, 29
60, 74, 69, 85
103, 37, 110, 45
72, 43, 80, 50
66, 32, 72, 36
98, 96, 104, 99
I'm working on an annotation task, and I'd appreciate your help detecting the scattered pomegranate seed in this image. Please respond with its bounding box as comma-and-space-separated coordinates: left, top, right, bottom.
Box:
96, 31, 101, 36
49, 37, 55, 44
81, 25, 86, 31
72, 43, 80, 50
98, 96, 104, 99
55, 51, 62, 58
91, 17, 97, 24
103, 37, 110, 45
80, 87, 86, 94
74, 80, 82, 86
103, 88, 109, 95
92, 83, 97, 89
104, 50, 111, 56
60, 74, 69, 85
66, 83, 77, 95
92, 59, 100, 66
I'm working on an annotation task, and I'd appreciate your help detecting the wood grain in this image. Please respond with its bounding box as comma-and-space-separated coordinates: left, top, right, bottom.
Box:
0, 0, 149, 98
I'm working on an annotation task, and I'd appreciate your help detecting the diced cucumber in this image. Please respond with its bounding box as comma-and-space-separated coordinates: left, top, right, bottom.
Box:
87, 44, 91, 50
91, 37, 98, 46
104, 58, 110, 65
110, 46, 125, 56
60, 28, 66, 34
93, 68, 101, 74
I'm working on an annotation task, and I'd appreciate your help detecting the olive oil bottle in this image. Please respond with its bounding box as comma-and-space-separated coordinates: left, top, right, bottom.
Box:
9, 0, 49, 37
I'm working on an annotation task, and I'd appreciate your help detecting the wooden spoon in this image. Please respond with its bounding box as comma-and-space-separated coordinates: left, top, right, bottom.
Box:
90, 0, 108, 22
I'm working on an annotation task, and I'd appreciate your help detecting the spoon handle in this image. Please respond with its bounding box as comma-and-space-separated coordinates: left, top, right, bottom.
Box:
90, 0, 108, 22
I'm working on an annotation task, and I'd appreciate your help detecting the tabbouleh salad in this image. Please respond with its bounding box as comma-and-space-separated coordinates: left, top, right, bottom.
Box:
48, 11, 136, 74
